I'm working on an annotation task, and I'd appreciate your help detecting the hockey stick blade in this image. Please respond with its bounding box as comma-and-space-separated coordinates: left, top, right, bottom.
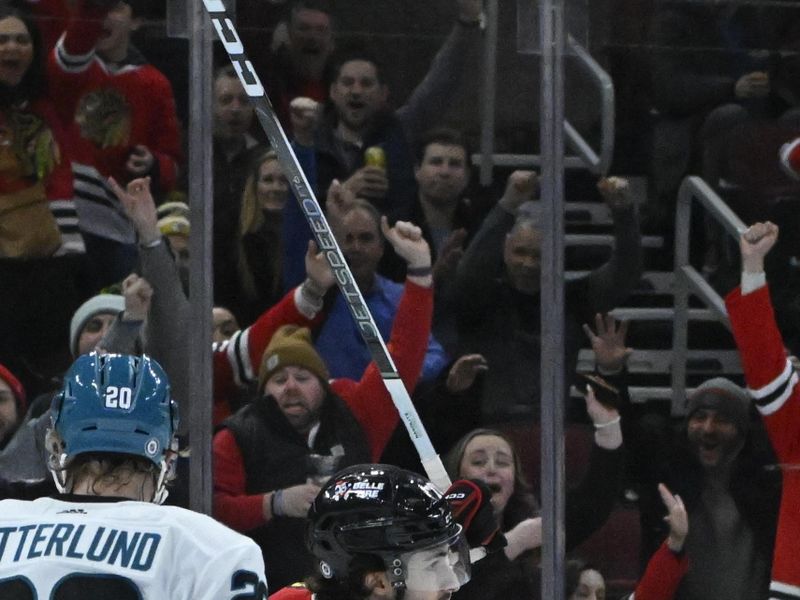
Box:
201, 0, 451, 490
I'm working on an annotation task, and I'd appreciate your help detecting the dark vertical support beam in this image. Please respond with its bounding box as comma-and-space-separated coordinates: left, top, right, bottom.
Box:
478, 0, 498, 186
187, 0, 214, 516
539, 0, 567, 597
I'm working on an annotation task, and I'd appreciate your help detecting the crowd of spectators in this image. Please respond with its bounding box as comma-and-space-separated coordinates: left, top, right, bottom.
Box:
2, 0, 800, 598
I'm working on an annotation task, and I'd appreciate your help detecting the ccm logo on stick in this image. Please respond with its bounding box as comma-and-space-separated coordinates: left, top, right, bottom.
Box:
202, 0, 264, 97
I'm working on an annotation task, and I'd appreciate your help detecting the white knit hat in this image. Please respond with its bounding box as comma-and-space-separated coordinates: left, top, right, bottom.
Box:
69, 294, 125, 357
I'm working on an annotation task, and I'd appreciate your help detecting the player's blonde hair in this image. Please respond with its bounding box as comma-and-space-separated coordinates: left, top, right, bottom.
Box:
46, 428, 175, 502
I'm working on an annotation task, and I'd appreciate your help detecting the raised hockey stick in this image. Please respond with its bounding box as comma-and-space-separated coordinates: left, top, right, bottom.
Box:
201, 0, 451, 491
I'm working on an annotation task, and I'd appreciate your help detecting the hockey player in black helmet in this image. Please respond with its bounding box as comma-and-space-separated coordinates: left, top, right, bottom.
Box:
270, 463, 475, 600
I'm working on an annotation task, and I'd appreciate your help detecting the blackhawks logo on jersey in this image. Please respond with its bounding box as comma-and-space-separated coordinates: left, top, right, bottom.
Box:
0, 108, 60, 182
75, 87, 131, 149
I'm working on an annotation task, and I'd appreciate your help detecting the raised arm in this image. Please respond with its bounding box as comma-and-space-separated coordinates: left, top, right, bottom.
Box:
110, 176, 193, 429
212, 241, 336, 424
454, 170, 537, 318
564, 386, 624, 549
47, 0, 112, 121
582, 312, 633, 376
629, 484, 689, 600
726, 222, 800, 459
726, 221, 800, 600
336, 219, 433, 458
396, 0, 483, 140
98, 273, 151, 355
582, 177, 642, 314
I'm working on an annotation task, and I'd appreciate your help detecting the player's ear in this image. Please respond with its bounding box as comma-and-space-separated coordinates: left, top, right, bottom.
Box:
363, 571, 394, 598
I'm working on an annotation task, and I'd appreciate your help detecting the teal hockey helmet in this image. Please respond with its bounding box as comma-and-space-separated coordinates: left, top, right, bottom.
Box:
51, 352, 178, 468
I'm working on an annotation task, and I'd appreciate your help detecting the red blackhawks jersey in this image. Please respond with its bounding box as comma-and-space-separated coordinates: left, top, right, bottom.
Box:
46, 0, 181, 244
727, 285, 800, 600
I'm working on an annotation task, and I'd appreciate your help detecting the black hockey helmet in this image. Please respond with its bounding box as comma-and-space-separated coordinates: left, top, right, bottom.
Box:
306, 464, 468, 589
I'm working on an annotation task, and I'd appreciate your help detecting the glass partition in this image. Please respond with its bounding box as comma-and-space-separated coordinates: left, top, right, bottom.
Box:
6, 1, 797, 598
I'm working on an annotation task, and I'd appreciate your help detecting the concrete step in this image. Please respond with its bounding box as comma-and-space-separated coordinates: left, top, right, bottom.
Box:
566, 270, 675, 295
569, 384, 741, 406
608, 307, 719, 321
565, 233, 664, 249
576, 349, 742, 375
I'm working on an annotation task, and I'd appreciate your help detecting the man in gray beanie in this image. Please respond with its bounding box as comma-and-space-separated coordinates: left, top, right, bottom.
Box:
685, 377, 752, 470
637, 374, 780, 600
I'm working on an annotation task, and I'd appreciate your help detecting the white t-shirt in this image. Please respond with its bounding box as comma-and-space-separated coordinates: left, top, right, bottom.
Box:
0, 496, 267, 599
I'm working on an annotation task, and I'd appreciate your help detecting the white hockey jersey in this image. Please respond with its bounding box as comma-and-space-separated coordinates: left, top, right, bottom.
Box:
0, 496, 267, 599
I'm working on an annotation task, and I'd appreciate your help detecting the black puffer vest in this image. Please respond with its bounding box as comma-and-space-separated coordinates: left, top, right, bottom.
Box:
222, 393, 370, 590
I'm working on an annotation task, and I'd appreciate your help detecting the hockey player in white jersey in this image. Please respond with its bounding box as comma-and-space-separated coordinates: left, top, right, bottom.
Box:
0, 352, 268, 599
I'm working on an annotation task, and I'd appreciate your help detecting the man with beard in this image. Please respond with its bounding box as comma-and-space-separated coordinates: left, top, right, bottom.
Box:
310, 0, 482, 224
637, 375, 781, 600
212, 217, 435, 590
254, 0, 335, 132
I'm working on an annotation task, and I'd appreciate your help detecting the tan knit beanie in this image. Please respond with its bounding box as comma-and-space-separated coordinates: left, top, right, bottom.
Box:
258, 325, 329, 389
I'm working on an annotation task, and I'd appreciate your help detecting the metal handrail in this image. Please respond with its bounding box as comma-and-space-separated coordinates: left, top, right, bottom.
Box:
670, 175, 746, 415
475, 0, 615, 183
564, 36, 615, 175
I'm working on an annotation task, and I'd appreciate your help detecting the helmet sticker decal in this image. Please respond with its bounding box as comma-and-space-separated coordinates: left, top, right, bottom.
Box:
329, 478, 385, 501
145, 438, 160, 457
320, 561, 333, 579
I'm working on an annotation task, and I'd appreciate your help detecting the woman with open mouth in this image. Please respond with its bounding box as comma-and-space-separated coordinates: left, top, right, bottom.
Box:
0, 3, 75, 260
0, 3, 85, 373
443, 386, 625, 600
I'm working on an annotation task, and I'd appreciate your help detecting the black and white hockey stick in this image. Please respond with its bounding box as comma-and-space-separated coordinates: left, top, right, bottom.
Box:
201, 0, 451, 490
